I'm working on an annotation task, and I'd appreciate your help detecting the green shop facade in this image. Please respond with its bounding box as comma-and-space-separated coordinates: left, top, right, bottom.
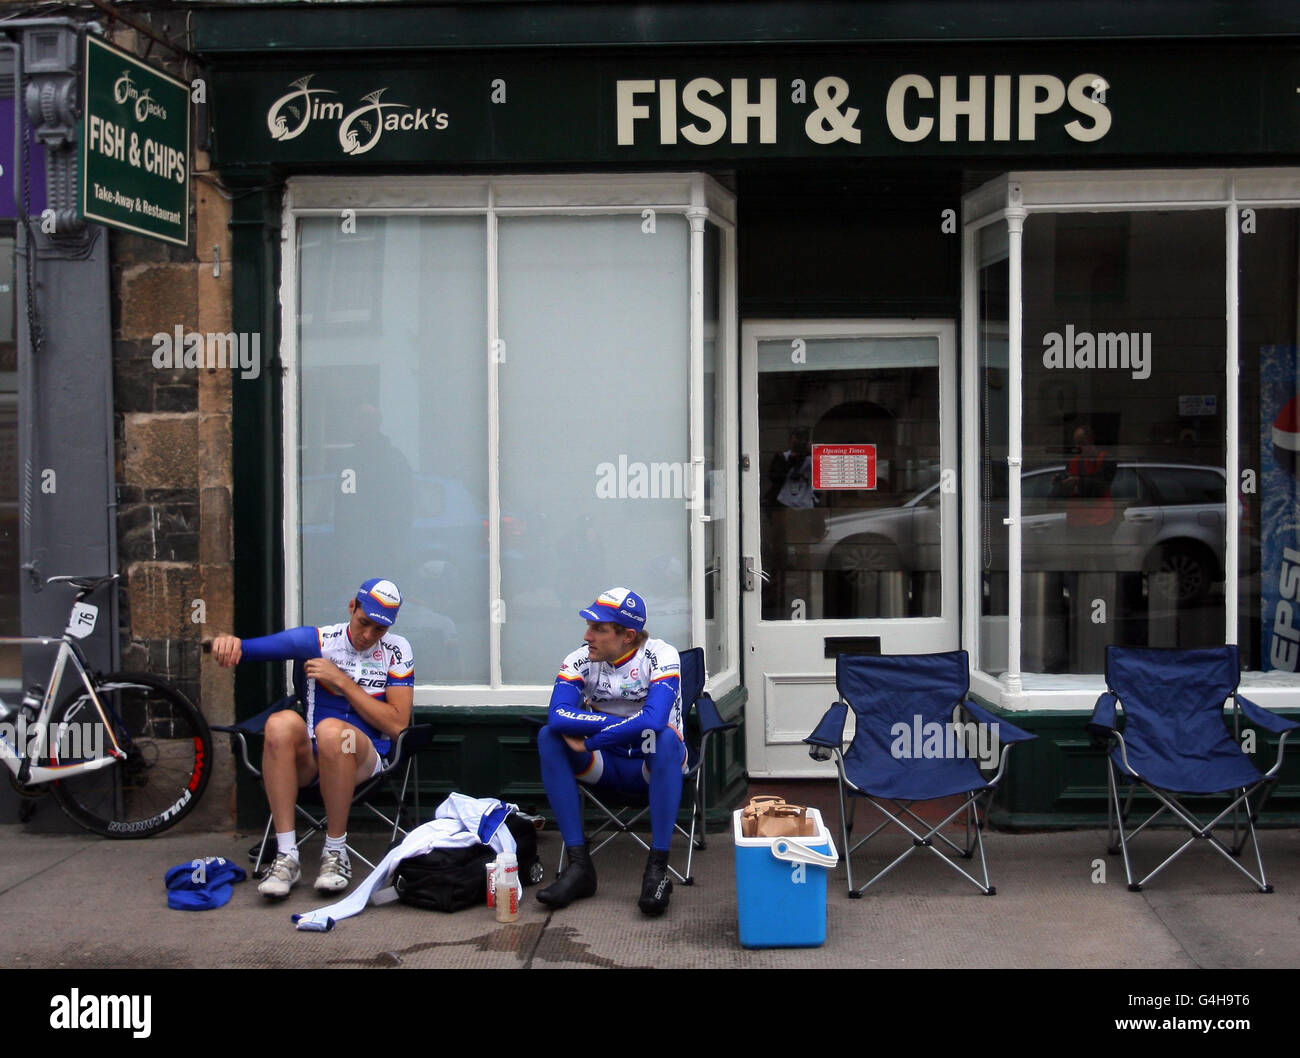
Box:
193, 2, 1300, 827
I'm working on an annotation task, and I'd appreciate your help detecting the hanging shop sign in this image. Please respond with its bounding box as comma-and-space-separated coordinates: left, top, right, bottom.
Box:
79, 35, 190, 246
208, 44, 1300, 168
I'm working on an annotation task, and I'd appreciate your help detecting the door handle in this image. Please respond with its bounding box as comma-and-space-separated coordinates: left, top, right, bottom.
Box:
742, 557, 770, 592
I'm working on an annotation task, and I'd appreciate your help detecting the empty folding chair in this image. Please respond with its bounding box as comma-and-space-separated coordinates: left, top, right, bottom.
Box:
553, 646, 737, 885
214, 696, 435, 874
804, 650, 1035, 897
1088, 644, 1297, 893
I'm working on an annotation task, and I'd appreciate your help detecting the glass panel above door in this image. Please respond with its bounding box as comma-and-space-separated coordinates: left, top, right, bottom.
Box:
757, 336, 942, 621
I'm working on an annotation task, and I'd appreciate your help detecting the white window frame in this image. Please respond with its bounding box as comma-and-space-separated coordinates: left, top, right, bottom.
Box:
962, 168, 1300, 713
280, 173, 739, 705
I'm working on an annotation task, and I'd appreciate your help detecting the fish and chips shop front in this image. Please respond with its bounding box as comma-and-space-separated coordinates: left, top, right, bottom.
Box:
194, 1, 1300, 823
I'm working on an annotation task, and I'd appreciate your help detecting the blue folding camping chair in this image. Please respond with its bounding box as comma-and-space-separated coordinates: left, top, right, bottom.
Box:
1088, 644, 1298, 893
804, 650, 1035, 897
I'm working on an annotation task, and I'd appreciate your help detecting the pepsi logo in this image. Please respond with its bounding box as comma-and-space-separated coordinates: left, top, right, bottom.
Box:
1271, 396, 1300, 481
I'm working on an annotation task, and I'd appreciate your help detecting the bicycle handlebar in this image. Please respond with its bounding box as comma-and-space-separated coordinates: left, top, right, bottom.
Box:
46, 573, 120, 593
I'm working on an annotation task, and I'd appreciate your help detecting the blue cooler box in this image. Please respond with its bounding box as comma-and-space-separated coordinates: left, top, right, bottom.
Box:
733, 806, 839, 949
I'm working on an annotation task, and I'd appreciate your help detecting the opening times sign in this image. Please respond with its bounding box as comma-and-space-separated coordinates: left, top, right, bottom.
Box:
79, 35, 189, 245
813, 444, 877, 490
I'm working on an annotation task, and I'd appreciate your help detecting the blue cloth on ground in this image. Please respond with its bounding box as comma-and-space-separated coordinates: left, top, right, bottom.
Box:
164, 856, 248, 910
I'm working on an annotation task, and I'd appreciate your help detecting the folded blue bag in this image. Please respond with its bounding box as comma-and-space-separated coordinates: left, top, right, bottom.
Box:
164, 856, 248, 910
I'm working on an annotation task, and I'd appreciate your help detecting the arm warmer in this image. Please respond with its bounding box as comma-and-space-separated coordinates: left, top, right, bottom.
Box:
237, 626, 322, 663
546, 678, 617, 737
585, 677, 680, 751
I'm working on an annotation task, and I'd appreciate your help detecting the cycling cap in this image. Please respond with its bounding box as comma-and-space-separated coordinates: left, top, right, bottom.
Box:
579, 587, 646, 630
356, 578, 402, 626
164, 856, 247, 911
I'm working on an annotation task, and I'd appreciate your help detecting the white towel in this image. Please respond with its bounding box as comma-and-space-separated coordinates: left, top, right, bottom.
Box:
293, 793, 519, 931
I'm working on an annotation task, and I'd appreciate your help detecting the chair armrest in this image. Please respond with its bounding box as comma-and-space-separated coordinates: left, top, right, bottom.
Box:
695, 692, 738, 737
958, 698, 1036, 744
388, 722, 436, 760
1235, 695, 1299, 778
211, 697, 300, 778
1087, 691, 1120, 739
1234, 694, 1300, 736
804, 701, 848, 761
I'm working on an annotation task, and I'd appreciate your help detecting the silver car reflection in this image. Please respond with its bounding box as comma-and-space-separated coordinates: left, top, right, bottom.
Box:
809, 463, 1233, 607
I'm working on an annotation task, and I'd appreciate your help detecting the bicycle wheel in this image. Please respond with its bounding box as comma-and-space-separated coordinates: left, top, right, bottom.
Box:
48, 671, 212, 838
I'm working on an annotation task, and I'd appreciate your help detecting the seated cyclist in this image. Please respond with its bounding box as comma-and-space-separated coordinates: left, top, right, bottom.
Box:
211, 578, 413, 899
536, 587, 684, 916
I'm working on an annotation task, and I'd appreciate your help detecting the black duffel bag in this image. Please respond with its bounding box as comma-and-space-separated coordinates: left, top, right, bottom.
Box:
391, 807, 545, 912
393, 844, 496, 912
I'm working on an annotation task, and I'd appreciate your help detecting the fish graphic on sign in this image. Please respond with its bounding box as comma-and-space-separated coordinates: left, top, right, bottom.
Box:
339, 89, 409, 156
267, 75, 337, 142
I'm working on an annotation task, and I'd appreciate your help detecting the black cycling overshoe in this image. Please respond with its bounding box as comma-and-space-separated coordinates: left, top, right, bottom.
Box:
637, 849, 672, 916
536, 845, 597, 908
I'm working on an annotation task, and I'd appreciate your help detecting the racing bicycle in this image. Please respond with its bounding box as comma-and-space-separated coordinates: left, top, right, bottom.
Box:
0, 573, 212, 837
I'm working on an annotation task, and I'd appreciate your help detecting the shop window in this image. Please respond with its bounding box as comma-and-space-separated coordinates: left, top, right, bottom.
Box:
1239, 208, 1300, 673
965, 170, 1300, 700
1021, 210, 1226, 673
299, 215, 488, 683
290, 176, 736, 696
496, 214, 690, 679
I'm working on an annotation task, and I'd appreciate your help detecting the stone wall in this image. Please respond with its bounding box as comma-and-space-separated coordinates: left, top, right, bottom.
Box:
108, 23, 236, 829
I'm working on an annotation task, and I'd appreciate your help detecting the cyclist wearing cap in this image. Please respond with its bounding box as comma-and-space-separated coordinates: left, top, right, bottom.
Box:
536, 587, 684, 916
211, 578, 414, 899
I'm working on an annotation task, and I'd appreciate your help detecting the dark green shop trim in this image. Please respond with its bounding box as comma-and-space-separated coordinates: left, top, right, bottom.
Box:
978, 705, 1300, 829
229, 176, 288, 830
192, 1, 1300, 55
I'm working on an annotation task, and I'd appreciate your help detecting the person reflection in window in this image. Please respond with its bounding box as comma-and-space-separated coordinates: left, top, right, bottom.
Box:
1053, 424, 1116, 527
765, 426, 816, 510
762, 426, 817, 619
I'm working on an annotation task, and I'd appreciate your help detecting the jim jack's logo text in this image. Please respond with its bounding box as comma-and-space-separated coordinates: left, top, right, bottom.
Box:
267, 75, 449, 155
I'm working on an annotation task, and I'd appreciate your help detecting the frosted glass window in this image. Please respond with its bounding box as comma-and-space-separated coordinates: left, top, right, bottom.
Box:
298, 216, 488, 683
498, 214, 691, 681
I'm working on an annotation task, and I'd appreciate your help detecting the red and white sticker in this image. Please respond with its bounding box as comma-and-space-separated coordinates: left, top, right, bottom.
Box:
812, 444, 877, 490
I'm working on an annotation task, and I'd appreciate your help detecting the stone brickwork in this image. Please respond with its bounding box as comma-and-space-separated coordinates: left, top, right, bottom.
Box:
108, 20, 237, 829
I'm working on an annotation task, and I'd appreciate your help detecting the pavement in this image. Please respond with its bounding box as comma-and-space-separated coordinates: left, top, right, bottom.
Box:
2, 812, 1299, 972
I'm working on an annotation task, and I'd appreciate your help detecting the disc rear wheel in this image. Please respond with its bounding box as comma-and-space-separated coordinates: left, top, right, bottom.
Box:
48, 672, 211, 838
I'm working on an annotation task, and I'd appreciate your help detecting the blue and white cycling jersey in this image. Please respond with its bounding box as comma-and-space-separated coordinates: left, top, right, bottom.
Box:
239, 624, 414, 750
546, 638, 682, 759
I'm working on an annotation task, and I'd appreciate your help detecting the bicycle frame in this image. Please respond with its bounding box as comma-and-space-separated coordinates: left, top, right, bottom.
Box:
0, 632, 126, 786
